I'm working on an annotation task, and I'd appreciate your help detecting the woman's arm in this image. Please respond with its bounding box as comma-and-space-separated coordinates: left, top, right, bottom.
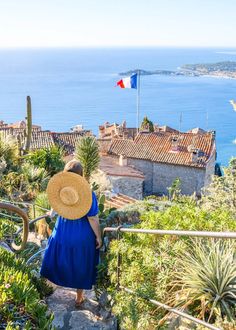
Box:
87, 216, 102, 249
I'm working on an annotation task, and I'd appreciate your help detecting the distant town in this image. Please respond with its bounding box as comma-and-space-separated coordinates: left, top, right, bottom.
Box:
120, 61, 236, 79
0, 118, 217, 201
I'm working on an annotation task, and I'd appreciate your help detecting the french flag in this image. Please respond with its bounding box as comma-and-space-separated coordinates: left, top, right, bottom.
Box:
117, 73, 137, 89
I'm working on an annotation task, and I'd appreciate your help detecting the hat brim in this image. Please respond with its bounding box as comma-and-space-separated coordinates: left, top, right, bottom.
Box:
46, 172, 92, 220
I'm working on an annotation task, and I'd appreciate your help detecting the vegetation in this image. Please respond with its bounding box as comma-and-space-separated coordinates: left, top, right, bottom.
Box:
140, 116, 154, 132
201, 157, 236, 214
25, 146, 65, 176
75, 136, 100, 181
167, 177, 181, 201
169, 239, 236, 322
0, 249, 53, 329
98, 159, 236, 329
0, 135, 19, 171
0, 134, 65, 202
1, 127, 236, 329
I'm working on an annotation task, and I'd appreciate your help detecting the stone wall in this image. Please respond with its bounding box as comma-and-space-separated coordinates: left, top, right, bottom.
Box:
152, 163, 206, 196
97, 139, 112, 153
127, 157, 210, 196
204, 150, 216, 187
108, 175, 144, 200
127, 159, 153, 195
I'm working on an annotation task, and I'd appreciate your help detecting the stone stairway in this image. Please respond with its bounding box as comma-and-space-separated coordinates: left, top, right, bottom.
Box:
25, 233, 117, 330
46, 286, 117, 330
105, 193, 137, 209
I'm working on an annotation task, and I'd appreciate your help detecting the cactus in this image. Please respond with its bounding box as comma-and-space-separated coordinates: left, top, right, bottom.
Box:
23, 96, 32, 154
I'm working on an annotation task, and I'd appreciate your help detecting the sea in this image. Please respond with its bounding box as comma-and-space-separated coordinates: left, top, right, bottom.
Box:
0, 47, 236, 166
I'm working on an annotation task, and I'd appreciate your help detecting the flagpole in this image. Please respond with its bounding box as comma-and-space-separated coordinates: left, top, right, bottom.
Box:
136, 70, 141, 133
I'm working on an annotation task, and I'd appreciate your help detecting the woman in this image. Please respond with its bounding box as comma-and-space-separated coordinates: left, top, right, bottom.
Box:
40, 160, 102, 306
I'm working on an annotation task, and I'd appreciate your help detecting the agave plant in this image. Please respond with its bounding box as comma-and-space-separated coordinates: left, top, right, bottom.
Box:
169, 239, 236, 322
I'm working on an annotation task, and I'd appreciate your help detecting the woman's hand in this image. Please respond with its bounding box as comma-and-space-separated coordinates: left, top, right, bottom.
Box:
46, 209, 56, 219
96, 236, 103, 249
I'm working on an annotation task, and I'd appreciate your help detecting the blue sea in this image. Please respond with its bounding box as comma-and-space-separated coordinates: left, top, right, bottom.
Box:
0, 47, 236, 165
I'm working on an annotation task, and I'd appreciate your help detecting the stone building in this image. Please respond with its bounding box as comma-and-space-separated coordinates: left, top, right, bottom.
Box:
107, 129, 216, 197
0, 124, 92, 155
99, 121, 137, 140
98, 155, 144, 200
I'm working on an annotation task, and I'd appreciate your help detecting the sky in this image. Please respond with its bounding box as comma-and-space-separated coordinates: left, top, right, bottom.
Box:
0, 0, 236, 48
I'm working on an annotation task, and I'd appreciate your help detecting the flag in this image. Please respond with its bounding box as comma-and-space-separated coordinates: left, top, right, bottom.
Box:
117, 73, 137, 89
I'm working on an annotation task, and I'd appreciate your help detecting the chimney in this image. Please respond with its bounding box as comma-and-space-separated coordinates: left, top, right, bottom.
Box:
191, 150, 198, 163
119, 154, 127, 166
170, 135, 180, 152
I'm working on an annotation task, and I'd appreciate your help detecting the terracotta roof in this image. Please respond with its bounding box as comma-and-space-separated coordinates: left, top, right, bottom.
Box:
108, 132, 215, 168
100, 155, 144, 179
0, 128, 92, 153
29, 131, 54, 149
52, 132, 91, 154
10, 130, 54, 149
0, 127, 41, 138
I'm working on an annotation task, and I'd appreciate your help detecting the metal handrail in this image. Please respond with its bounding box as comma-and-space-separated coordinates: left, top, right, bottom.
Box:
103, 226, 235, 330
0, 203, 29, 251
104, 226, 236, 239
0, 212, 22, 221
26, 248, 46, 265
122, 287, 219, 330
15, 215, 48, 235
0, 198, 49, 212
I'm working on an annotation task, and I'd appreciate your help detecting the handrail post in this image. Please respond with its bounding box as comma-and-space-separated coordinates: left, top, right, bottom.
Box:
116, 226, 123, 290
33, 203, 36, 220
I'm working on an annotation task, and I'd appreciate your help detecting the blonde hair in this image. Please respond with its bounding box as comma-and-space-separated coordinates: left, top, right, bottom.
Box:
64, 160, 83, 176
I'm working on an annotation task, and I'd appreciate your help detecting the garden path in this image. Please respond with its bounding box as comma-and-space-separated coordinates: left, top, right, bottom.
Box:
47, 286, 117, 330
27, 233, 117, 330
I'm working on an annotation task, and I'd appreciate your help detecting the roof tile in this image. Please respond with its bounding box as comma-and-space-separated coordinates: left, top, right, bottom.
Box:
108, 132, 215, 168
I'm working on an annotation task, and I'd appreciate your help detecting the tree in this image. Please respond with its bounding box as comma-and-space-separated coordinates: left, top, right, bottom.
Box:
140, 116, 154, 132
75, 136, 100, 182
202, 157, 236, 214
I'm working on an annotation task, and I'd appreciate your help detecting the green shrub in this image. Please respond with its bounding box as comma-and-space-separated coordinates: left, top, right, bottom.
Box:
0, 218, 17, 240
99, 200, 236, 329
202, 157, 236, 216
25, 146, 65, 176
0, 163, 50, 201
0, 135, 19, 171
0, 249, 53, 329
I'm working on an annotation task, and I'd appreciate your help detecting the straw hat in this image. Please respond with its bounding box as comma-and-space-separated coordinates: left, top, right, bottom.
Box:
46, 172, 92, 220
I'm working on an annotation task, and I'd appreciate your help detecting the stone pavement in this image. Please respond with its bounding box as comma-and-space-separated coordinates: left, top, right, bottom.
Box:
46, 286, 117, 330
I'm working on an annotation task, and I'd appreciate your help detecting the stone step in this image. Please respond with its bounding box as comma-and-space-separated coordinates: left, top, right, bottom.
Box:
104, 193, 137, 210
46, 287, 117, 330
117, 193, 137, 203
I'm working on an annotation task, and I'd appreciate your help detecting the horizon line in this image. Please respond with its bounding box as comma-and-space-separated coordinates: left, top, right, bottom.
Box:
1, 45, 236, 50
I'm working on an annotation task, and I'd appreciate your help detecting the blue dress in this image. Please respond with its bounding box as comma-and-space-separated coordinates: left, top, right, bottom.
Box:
40, 192, 99, 289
